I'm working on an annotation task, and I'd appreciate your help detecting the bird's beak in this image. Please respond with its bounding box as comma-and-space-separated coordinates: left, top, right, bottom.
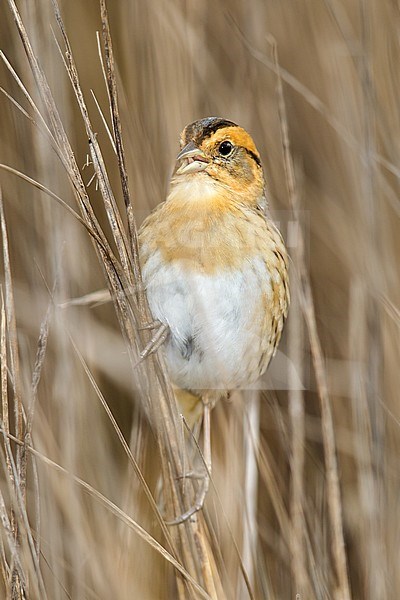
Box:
175, 141, 209, 175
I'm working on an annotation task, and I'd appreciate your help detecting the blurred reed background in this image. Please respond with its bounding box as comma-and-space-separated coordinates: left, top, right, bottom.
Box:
0, 1, 399, 598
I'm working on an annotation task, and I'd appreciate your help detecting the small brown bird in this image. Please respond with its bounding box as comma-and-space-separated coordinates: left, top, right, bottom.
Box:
139, 117, 289, 520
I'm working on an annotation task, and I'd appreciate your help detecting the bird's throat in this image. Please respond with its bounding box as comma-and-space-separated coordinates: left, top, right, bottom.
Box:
167, 172, 243, 218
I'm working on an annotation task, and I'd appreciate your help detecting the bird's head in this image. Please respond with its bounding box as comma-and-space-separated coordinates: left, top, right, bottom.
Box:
170, 117, 266, 208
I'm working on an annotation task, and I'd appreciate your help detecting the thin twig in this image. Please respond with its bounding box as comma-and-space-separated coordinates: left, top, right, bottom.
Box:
0, 163, 109, 254
0, 421, 47, 598
0, 485, 25, 593
99, 0, 145, 312
0, 189, 26, 600
0, 190, 24, 491
90, 89, 117, 154
287, 273, 309, 597
0, 290, 13, 484
0, 50, 57, 148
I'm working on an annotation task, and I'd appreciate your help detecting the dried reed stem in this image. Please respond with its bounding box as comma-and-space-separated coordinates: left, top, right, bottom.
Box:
287, 273, 309, 596
0, 189, 27, 600
99, 0, 145, 313
272, 39, 351, 600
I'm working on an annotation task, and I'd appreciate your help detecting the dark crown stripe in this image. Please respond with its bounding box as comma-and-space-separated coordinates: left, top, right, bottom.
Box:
199, 118, 238, 140
245, 148, 262, 167
184, 117, 238, 144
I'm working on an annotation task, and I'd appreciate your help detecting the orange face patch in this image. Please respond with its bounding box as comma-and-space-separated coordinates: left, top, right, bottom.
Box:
200, 126, 260, 161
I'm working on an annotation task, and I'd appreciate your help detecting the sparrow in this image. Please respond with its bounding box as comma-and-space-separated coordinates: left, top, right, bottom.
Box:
138, 117, 289, 520
139, 116, 289, 396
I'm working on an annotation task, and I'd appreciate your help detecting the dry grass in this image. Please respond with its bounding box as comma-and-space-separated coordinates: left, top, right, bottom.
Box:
0, 1, 399, 598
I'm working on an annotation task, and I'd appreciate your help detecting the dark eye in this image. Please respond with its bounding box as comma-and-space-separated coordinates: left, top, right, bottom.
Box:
218, 140, 234, 157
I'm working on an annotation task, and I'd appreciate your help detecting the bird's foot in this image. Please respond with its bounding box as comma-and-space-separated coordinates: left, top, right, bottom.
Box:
175, 468, 206, 481
166, 471, 210, 525
135, 322, 168, 366
166, 400, 212, 525
138, 319, 163, 331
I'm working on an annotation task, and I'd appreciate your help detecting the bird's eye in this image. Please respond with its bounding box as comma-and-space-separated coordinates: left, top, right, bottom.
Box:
218, 140, 234, 157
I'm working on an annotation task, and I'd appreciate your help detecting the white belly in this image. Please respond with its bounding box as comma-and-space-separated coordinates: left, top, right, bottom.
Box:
142, 253, 275, 391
